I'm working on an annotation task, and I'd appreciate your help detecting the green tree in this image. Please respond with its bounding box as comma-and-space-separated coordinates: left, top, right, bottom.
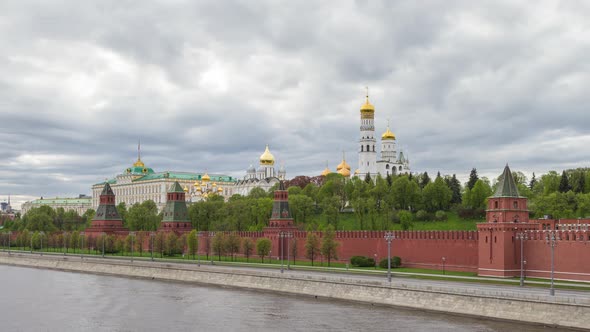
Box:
419, 172, 431, 189
187, 230, 198, 259
445, 174, 462, 205
69, 231, 80, 253
320, 225, 339, 266
399, 211, 414, 230
154, 232, 165, 257
243, 238, 254, 262
467, 168, 479, 190
212, 232, 226, 261
135, 232, 145, 256
117, 202, 128, 226
320, 196, 340, 229
165, 233, 180, 256
256, 238, 271, 263
559, 170, 571, 193
529, 172, 537, 190
463, 179, 492, 210
391, 176, 421, 211
422, 177, 452, 212
225, 233, 241, 261
289, 194, 315, 224
305, 232, 320, 266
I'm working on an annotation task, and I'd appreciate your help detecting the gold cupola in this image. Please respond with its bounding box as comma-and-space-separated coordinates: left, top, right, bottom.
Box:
321, 161, 332, 176
133, 140, 145, 167
259, 144, 275, 166
360, 87, 375, 116
202, 173, 210, 182
336, 152, 351, 177
382, 123, 396, 140
183, 186, 188, 193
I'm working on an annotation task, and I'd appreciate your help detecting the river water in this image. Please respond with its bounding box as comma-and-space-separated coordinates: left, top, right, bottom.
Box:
0, 265, 568, 331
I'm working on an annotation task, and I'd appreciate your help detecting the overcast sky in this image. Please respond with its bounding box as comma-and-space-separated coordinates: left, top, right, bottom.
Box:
1, 1, 590, 209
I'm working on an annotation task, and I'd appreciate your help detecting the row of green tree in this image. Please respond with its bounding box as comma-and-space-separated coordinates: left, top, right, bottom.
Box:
0, 227, 341, 266
7, 166, 590, 233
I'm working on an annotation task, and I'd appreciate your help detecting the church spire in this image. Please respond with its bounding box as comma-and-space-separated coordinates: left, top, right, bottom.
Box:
133, 139, 145, 168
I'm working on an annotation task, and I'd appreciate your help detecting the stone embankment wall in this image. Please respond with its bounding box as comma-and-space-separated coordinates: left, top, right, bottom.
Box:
0, 253, 589, 330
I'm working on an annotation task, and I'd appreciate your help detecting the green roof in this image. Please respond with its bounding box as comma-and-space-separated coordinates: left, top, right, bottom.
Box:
493, 165, 520, 197
124, 166, 155, 175
134, 171, 235, 183
168, 181, 185, 193
30, 198, 91, 205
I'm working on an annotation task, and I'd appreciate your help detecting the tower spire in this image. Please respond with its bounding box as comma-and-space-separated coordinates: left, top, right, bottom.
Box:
138, 139, 141, 161
365, 86, 369, 102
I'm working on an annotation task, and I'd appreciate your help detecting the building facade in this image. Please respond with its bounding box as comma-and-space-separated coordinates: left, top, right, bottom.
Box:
91, 153, 236, 211
21, 196, 91, 216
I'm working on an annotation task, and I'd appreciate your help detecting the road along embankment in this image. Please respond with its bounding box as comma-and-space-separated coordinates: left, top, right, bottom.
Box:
0, 253, 589, 330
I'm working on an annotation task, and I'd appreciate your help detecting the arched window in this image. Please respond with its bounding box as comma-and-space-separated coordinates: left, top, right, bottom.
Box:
361, 145, 364, 152
494, 201, 498, 209
399, 166, 402, 171
513, 201, 518, 209
366, 144, 370, 151
372, 145, 375, 152
386, 164, 390, 169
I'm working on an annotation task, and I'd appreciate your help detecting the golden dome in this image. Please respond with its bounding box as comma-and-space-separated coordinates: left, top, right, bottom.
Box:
360, 95, 375, 114
193, 181, 200, 187
338, 167, 351, 177
336, 159, 351, 171
196, 186, 203, 192
133, 158, 145, 168
183, 186, 188, 193
212, 182, 217, 187
202, 173, 210, 182
382, 127, 396, 140
259, 145, 275, 166
217, 187, 223, 192
354, 169, 360, 175
321, 167, 332, 176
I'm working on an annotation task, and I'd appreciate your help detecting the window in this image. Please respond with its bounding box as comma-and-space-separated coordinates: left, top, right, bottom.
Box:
366, 144, 370, 151
494, 201, 498, 209
386, 164, 390, 169
513, 201, 518, 209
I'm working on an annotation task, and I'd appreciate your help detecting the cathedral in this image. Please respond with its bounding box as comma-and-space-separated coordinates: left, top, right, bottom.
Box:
322, 92, 410, 179
233, 145, 286, 196
357, 91, 410, 178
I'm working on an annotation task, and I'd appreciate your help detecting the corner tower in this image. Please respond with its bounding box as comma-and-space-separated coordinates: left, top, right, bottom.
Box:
358, 89, 377, 178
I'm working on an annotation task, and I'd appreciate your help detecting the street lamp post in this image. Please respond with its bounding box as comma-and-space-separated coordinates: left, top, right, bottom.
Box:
150, 232, 155, 261
8, 231, 12, 255
30, 235, 33, 254
384, 232, 395, 282
374, 253, 377, 270
80, 232, 85, 259
516, 232, 527, 287
442, 257, 446, 275
101, 232, 106, 258
130, 232, 136, 263
286, 232, 293, 270
279, 232, 283, 273
545, 231, 558, 296
209, 232, 215, 265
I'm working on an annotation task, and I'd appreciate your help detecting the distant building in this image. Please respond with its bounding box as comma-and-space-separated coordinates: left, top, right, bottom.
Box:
233, 145, 285, 196
91, 146, 236, 211
21, 195, 92, 216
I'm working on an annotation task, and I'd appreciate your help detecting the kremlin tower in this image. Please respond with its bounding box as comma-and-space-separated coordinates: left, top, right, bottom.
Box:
86, 183, 128, 234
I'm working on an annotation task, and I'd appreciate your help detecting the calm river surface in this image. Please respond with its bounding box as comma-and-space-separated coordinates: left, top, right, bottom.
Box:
0, 265, 568, 332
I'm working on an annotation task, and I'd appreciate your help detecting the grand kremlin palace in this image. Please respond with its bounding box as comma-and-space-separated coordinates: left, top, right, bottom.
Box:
90, 145, 285, 212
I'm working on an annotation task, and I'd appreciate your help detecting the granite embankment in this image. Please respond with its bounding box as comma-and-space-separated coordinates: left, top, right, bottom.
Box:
1, 252, 589, 330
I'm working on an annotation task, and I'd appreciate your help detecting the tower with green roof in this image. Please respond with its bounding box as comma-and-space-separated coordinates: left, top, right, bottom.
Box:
160, 181, 192, 234
477, 165, 535, 278
86, 183, 128, 234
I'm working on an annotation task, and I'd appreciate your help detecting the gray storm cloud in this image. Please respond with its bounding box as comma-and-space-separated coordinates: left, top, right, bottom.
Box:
1, 1, 590, 208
